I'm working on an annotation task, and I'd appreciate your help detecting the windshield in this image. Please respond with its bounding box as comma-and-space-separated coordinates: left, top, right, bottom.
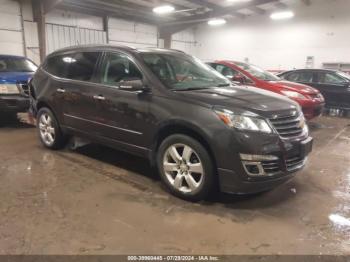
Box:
336, 71, 350, 81
0, 57, 37, 73
235, 62, 280, 81
140, 52, 230, 90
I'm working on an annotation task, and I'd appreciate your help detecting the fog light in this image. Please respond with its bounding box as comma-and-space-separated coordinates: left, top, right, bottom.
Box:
240, 154, 278, 161
242, 161, 265, 177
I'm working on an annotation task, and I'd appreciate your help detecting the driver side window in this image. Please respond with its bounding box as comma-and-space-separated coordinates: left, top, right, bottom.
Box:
101, 53, 142, 86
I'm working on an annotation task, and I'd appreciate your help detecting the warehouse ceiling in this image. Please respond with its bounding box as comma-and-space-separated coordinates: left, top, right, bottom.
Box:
44, 0, 312, 32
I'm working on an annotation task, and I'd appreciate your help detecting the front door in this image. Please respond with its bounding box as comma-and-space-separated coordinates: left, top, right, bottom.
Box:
313, 71, 350, 108
85, 52, 152, 152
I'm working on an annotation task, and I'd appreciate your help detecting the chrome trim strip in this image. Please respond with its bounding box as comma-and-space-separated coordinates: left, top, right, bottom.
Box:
64, 114, 143, 135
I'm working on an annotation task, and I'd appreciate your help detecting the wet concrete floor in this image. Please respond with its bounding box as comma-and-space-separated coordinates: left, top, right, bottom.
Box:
0, 113, 349, 255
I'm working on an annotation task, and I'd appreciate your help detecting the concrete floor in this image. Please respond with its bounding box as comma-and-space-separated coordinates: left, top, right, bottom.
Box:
0, 113, 349, 255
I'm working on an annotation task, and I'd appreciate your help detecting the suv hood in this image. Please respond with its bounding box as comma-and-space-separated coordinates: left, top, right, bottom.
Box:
0, 72, 34, 84
175, 85, 299, 118
269, 80, 319, 94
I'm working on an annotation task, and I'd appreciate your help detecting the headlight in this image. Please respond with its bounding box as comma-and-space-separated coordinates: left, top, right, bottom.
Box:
280, 90, 307, 100
214, 108, 272, 133
0, 84, 20, 94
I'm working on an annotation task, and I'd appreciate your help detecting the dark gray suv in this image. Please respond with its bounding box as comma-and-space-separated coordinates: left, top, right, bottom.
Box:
30, 45, 313, 201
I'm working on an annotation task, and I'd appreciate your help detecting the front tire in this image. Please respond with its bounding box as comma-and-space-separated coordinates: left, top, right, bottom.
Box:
157, 134, 215, 201
37, 107, 67, 149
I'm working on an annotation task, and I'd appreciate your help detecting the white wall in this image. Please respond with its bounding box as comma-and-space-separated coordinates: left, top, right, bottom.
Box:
108, 18, 158, 48
194, 0, 350, 71
171, 29, 197, 54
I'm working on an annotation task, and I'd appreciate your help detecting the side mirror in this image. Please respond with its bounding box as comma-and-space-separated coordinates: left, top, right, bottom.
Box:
119, 78, 146, 91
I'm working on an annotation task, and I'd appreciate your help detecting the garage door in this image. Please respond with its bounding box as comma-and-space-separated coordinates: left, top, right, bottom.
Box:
0, 0, 24, 56
108, 18, 158, 48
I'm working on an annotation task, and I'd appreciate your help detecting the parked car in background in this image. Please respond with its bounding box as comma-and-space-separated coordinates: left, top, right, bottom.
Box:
30, 45, 313, 201
0, 55, 37, 116
278, 69, 350, 109
208, 61, 325, 120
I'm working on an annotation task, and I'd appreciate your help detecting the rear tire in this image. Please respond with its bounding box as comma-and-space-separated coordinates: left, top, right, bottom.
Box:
157, 134, 215, 201
37, 107, 67, 149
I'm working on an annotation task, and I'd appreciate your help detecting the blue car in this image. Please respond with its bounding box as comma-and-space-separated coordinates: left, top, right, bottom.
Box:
0, 55, 37, 115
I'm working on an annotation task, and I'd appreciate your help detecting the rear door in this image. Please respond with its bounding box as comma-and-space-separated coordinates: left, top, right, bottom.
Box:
313, 71, 350, 108
59, 51, 101, 132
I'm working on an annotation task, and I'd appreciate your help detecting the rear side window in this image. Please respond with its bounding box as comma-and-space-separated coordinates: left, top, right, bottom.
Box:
286, 71, 313, 83
45, 52, 100, 81
45, 55, 69, 78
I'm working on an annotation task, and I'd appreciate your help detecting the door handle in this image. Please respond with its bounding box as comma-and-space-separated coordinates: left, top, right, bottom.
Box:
57, 88, 66, 93
93, 95, 106, 101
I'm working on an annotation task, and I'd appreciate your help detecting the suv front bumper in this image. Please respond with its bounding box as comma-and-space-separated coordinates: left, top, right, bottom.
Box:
216, 132, 313, 194
0, 95, 30, 113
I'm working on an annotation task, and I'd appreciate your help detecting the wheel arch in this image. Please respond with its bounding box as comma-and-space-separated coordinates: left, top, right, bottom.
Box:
150, 121, 217, 170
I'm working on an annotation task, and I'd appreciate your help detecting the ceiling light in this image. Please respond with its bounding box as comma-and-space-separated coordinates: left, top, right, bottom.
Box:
208, 18, 227, 26
153, 5, 175, 14
270, 11, 295, 20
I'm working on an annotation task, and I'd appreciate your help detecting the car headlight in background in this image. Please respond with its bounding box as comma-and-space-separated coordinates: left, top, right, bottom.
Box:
214, 108, 272, 133
280, 90, 307, 100
0, 84, 20, 94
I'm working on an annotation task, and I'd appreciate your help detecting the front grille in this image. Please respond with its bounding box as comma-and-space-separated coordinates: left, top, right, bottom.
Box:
17, 81, 29, 96
286, 156, 305, 171
261, 155, 305, 175
261, 159, 280, 174
269, 113, 303, 139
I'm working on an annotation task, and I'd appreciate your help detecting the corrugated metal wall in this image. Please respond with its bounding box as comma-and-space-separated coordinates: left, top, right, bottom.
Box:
45, 10, 107, 54
171, 29, 197, 54
108, 18, 158, 48
0, 0, 25, 56
46, 23, 107, 54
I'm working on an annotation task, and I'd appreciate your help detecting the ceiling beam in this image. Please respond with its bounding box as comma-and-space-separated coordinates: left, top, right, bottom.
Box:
43, 0, 63, 14
61, 0, 174, 24
160, 0, 279, 31
249, 6, 266, 15
274, 2, 288, 9
301, 0, 311, 6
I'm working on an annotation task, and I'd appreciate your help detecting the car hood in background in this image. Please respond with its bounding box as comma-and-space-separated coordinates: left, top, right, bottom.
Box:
0, 72, 34, 84
175, 85, 299, 117
268, 80, 319, 95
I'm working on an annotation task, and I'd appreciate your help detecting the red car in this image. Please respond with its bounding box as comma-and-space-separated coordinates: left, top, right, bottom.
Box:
208, 61, 325, 120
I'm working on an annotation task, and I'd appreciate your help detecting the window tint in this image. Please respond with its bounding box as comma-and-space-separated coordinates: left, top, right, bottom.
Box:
285, 72, 299, 81
318, 72, 346, 85
286, 71, 313, 83
210, 63, 254, 84
101, 53, 142, 86
0, 57, 37, 72
141, 53, 230, 90
66, 52, 99, 81
298, 72, 313, 82
45, 52, 99, 81
45, 55, 69, 78
215, 65, 238, 78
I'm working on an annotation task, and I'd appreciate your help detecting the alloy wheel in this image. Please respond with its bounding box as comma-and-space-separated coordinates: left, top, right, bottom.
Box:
38, 113, 56, 146
163, 143, 204, 193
